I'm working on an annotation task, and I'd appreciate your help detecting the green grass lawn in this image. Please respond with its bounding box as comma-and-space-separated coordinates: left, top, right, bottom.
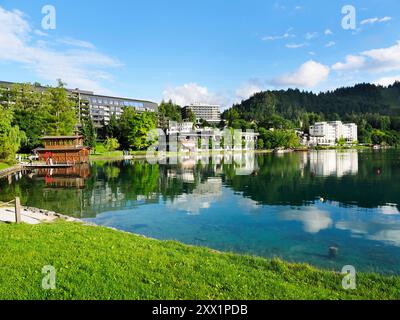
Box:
89, 150, 124, 159
0, 221, 399, 300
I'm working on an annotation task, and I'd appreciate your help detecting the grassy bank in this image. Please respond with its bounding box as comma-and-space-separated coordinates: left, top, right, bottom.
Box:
89, 150, 124, 160
0, 221, 399, 300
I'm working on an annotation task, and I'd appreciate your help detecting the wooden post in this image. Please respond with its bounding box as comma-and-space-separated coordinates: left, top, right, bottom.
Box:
15, 197, 21, 224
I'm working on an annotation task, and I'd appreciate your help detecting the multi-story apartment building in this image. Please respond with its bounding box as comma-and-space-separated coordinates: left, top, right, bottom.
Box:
309, 121, 358, 146
182, 103, 221, 125
68, 88, 158, 128
0, 80, 158, 130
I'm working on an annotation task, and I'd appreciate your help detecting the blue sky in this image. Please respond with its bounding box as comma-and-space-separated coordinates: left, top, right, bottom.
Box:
0, 0, 399, 109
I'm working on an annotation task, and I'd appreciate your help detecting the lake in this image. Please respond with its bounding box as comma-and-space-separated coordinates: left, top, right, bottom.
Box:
1, 150, 400, 274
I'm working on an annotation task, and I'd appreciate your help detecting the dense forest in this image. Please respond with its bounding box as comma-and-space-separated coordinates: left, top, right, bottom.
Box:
223, 82, 400, 146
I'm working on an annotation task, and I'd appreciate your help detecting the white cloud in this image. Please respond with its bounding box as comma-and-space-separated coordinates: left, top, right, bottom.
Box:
162, 83, 227, 107
271, 60, 330, 88
0, 6, 121, 94
280, 207, 332, 234
263, 28, 295, 41
325, 41, 336, 48
238, 197, 260, 212
379, 204, 400, 214
305, 32, 317, 40
324, 29, 333, 35
332, 55, 366, 71
380, 16, 393, 23
33, 29, 48, 37
332, 41, 400, 74
361, 17, 379, 25
235, 82, 264, 102
360, 16, 392, 25
286, 43, 306, 49
361, 41, 400, 72
57, 37, 96, 49
166, 178, 222, 215
373, 75, 400, 86
336, 219, 400, 247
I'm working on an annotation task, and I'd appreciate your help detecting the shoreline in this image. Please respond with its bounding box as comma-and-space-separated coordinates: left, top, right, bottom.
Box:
1, 204, 398, 277
88, 146, 380, 161
0, 214, 399, 299
0, 146, 385, 173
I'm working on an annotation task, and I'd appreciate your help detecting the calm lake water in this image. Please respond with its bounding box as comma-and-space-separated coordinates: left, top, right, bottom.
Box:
1, 150, 400, 274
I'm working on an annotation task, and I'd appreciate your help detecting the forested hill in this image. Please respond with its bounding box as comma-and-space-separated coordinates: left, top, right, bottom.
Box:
226, 82, 400, 123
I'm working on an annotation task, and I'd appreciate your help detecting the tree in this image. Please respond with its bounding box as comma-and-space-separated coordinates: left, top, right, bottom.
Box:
81, 119, 97, 152
261, 129, 300, 149
0, 106, 26, 162
119, 108, 157, 150
105, 113, 120, 138
104, 137, 120, 151
337, 137, 346, 147
371, 129, 386, 145
158, 100, 182, 128
44, 83, 77, 135
257, 138, 264, 150
6, 82, 77, 152
182, 108, 196, 123
223, 108, 240, 126
9, 83, 46, 152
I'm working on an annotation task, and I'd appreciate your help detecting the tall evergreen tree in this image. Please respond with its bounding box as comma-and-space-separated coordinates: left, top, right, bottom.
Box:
81, 119, 97, 152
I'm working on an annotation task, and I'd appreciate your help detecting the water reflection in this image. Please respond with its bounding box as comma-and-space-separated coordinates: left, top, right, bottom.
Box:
304, 150, 359, 177
1, 150, 400, 273
166, 178, 223, 215
33, 165, 90, 189
279, 207, 333, 234
1, 150, 399, 215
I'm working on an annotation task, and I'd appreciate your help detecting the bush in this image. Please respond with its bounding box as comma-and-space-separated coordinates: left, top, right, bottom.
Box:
104, 137, 120, 152
257, 139, 264, 150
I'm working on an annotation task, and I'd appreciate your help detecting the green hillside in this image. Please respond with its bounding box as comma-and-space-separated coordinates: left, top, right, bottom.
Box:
223, 82, 400, 145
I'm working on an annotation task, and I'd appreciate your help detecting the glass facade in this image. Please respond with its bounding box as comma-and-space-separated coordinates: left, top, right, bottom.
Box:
80, 93, 157, 127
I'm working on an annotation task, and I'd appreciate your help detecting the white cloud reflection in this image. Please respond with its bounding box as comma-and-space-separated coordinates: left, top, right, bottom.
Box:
280, 207, 333, 233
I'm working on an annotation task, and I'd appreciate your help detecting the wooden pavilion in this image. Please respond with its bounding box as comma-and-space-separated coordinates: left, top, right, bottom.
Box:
35, 136, 90, 164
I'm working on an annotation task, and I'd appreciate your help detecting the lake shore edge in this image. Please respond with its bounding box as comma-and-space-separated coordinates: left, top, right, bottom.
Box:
0, 207, 399, 300
87, 145, 382, 161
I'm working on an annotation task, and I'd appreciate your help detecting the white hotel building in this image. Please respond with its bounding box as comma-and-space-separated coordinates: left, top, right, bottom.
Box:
309, 121, 358, 146
183, 103, 221, 125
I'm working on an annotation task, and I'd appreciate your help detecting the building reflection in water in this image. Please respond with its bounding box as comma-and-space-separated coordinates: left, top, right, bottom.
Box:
166, 178, 223, 215
33, 165, 90, 189
163, 153, 257, 214
302, 150, 358, 177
